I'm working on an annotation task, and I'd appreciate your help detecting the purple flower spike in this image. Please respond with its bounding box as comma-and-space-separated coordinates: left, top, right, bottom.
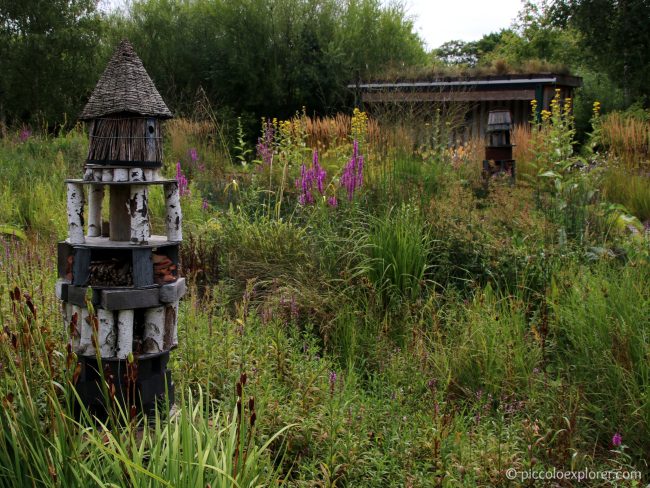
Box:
202, 198, 208, 211
189, 148, 199, 162
612, 432, 622, 447
327, 196, 338, 207
296, 151, 326, 206
329, 370, 337, 394
175, 162, 190, 197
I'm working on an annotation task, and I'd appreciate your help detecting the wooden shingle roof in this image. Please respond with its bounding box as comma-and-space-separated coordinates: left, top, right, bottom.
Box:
79, 39, 172, 120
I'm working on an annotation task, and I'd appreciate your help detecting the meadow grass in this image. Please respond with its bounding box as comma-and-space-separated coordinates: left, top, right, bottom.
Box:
0, 108, 648, 486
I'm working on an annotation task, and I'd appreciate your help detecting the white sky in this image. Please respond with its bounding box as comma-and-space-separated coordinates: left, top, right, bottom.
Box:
102, 0, 524, 51
398, 0, 523, 49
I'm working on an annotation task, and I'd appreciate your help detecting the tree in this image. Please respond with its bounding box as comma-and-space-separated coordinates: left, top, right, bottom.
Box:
0, 0, 105, 127
551, 0, 650, 104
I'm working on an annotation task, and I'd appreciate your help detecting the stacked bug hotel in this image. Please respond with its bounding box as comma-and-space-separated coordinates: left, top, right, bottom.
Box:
57, 40, 185, 414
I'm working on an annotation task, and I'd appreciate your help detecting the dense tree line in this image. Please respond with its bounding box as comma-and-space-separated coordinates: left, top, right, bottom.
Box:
0, 0, 425, 128
1, 0, 647, 129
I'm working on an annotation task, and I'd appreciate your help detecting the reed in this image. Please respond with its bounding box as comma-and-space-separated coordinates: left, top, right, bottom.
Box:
600, 112, 649, 170
86, 117, 163, 163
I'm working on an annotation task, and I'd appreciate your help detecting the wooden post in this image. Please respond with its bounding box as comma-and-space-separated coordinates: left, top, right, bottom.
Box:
87, 184, 103, 237
130, 168, 144, 182
143, 306, 165, 353
116, 309, 134, 359
163, 300, 179, 350
164, 182, 182, 241
97, 308, 116, 357
109, 185, 131, 241
114, 168, 129, 182
76, 306, 95, 355
66, 182, 85, 244
129, 185, 150, 243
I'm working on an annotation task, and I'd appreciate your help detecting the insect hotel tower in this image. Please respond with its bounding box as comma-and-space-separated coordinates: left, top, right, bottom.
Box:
56, 40, 186, 415
482, 109, 515, 182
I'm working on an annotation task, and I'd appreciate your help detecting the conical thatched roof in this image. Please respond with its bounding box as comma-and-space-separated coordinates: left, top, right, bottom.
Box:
79, 39, 172, 120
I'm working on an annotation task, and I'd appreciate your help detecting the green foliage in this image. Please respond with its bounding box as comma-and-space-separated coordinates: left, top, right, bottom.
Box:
552, 0, 650, 104
549, 264, 650, 458
0, 0, 106, 127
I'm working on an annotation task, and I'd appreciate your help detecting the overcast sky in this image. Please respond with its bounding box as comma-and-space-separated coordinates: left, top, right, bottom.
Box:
401, 0, 523, 49
102, 0, 524, 50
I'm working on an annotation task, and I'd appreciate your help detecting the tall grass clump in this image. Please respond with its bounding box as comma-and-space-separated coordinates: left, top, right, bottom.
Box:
549, 263, 650, 459
362, 203, 431, 311
599, 111, 649, 171
0, 239, 286, 487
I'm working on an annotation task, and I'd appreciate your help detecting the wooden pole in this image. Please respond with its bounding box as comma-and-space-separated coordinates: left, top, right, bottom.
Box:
116, 309, 134, 359
97, 308, 116, 357
109, 185, 131, 241
87, 184, 103, 237
129, 185, 150, 243
143, 306, 165, 353
130, 168, 144, 182
114, 168, 129, 182
76, 306, 95, 355
163, 300, 179, 350
66, 182, 85, 244
164, 182, 182, 241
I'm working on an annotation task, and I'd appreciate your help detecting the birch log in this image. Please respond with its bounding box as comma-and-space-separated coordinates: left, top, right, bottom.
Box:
163, 301, 179, 350
87, 184, 104, 237
97, 308, 116, 357
164, 182, 182, 241
101, 169, 113, 182
130, 167, 144, 182
76, 306, 95, 355
83, 168, 94, 181
144, 169, 154, 182
93, 169, 103, 182
153, 169, 162, 181
113, 168, 129, 182
143, 306, 165, 353
66, 182, 85, 244
116, 309, 134, 359
129, 185, 150, 243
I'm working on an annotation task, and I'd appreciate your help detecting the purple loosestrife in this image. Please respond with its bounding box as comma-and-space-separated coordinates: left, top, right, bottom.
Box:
329, 371, 337, 395
202, 198, 208, 211
340, 139, 364, 201
612, 432, 622, 447
256, 119, 275, 166
175, 162, 190, 197
19, 128, 31, 142
295, 150, 326, 206
189, 148, 198, 162
327, 196, 338, 208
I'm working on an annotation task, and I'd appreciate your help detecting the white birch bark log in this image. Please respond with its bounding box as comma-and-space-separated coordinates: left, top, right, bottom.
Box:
116, 309, 134, 359
93, 169, 103, 182
163, 300, 179, 350
97, 308, 116, 358
129, 185, 150, 243
76, 306, 95, 355
83, 168, 94, 181
87, 184, 104, 237
164, 182, 182, 241
143, 306, 165, 353
153, 169, 162, 181
113, 168, 129, 182
101, 169, 113, 182
66, 182, 85, 244
144, 169, 154, 182
130, 167, 144, 182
